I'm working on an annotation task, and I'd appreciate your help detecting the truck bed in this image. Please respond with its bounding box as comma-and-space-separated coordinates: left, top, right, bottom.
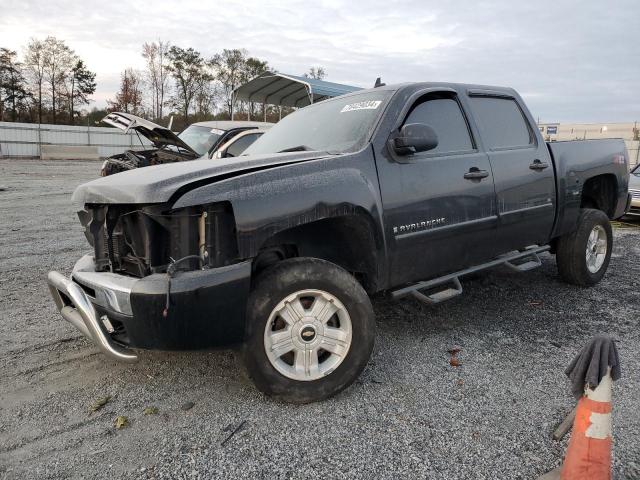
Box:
547, 138, 630, 237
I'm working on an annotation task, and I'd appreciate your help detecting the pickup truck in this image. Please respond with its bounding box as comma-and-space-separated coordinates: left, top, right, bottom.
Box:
48, 82, 631, 403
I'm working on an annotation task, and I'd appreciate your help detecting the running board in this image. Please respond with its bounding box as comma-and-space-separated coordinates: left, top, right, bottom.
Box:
391, 245, 549, 306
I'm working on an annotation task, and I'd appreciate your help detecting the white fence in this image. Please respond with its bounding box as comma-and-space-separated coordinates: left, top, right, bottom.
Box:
1, 120, 639, 166
0, 121, 152, 159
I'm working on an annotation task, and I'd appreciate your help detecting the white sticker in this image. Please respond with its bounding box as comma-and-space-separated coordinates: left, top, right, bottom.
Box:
340, 100, 382, 113
210, 128, 225, 135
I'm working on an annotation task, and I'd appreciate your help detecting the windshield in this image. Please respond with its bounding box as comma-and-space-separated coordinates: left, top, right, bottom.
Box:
178, 125, 223, 156
243, 90, 392, 155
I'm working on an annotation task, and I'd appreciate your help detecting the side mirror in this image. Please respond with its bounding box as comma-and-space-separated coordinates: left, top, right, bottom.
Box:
393, 123, 438, 155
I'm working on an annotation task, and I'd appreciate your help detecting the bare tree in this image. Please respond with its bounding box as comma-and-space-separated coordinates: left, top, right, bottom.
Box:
194, 76, 217, 117
243, 57, 270, 119
107, 68, 144, 115
42, 36, 74, 123
304, 66, 326, 80
142, 40, 170, 121
211, 49, 248, 118
24, 38, 47, 123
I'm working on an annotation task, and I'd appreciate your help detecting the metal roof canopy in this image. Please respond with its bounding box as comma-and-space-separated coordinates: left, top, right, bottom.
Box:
233, 72, 362, 110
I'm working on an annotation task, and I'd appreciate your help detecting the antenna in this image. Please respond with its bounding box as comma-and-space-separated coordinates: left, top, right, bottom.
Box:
374, 77, 386, 88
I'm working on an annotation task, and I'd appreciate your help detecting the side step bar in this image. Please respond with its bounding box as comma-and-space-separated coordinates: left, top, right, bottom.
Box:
391, 245, 550, 305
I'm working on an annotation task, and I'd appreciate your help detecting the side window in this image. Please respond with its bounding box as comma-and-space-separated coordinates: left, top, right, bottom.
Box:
404, 96, 473, 155
226, 134, 260, 157
469, 96, 532, 149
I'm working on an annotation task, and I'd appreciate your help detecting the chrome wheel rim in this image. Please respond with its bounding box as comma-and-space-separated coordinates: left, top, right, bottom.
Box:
263, 289, 352, 381
586, 225, 608, 273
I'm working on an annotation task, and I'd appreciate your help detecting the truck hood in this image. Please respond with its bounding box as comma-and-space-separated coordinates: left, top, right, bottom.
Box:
72, 151, 326, 206
102, 112, 198, 157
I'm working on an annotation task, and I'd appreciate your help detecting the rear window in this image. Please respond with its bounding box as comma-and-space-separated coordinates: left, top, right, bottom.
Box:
469, 96, 532, 149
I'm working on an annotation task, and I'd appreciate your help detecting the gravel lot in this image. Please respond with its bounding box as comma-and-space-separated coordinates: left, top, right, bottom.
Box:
1, 158, 639, 479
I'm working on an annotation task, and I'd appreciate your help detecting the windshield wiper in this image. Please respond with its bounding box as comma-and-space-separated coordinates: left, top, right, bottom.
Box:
277, 145, 314, 153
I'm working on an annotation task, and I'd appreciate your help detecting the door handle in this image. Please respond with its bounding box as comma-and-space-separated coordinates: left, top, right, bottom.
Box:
529, 159, 549, 171
464, 168, 489, 180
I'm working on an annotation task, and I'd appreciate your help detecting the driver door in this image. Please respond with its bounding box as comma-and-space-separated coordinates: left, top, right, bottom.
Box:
375, 91, 498, 286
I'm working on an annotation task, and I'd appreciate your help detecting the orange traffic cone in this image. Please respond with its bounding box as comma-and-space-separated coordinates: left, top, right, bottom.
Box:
560, 368, 613, 480
539, 335, 620, 480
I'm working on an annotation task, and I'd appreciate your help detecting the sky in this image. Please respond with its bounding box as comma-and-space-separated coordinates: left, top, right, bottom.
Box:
0, 0, 638, 123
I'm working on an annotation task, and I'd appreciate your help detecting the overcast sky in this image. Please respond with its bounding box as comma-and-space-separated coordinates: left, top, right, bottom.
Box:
1, 0, 638, 123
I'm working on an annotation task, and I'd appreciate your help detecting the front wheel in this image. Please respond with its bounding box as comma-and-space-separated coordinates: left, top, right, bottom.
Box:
242, 258, 375, 403
556, 208, 613, 286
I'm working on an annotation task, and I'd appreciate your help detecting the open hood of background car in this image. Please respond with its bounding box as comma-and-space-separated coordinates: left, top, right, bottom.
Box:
102, 112, 199, 157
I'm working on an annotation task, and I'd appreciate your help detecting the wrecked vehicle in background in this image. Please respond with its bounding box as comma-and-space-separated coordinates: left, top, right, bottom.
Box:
100, 112, 271, 176
212, 128, 267, 159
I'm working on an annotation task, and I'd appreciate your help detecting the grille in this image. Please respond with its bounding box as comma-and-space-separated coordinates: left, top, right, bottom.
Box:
630, 189, 640, 199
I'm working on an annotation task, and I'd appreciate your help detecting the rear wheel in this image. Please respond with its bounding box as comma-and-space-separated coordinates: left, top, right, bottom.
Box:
556, 208, 612, 286
242, 257, 375, 403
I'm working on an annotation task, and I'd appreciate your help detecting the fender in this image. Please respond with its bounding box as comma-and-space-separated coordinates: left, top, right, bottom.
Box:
172, 149, 388, 280
548, 139, 629, 238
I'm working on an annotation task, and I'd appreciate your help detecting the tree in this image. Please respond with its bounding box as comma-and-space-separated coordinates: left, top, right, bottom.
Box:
107, 68, 144, 115
42, 36, 74, 123
167, 46, 209, 122
24, 38, 47, 123
243, 57, 270, 119
211, 48, 248, 118
67, 59, 96, 124
193, 77, 217, 117
142, 40, 171, 121
304, 66, 326, 80
0, 48, 30, 121
86, 106, 109, 125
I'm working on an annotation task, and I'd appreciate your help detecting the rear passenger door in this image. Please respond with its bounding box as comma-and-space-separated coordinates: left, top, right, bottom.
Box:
466, 92, 556, 253
376, 90, 498, 286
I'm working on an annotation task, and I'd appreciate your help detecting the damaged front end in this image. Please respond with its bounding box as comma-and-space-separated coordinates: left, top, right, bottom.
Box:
78, 202, 240, 277
48, 201, 252, 358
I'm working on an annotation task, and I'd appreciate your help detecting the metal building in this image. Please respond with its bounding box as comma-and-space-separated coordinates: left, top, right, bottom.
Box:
538, 122, 640, 167
233, 72, 361, 120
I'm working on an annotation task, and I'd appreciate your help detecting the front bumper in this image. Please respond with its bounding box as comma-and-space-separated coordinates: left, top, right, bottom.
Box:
627, 190, 640, 216
48, 255, 252, 360
48, 269, 138, 363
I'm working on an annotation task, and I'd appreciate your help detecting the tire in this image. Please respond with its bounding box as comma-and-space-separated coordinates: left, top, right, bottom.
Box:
242, 257, 375, 403
556, 208, 613, 286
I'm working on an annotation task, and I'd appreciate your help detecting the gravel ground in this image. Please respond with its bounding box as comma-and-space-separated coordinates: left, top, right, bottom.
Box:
1, 158, 639, 479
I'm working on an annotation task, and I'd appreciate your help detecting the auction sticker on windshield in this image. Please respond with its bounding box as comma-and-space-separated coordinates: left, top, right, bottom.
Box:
340, 100, 382, 113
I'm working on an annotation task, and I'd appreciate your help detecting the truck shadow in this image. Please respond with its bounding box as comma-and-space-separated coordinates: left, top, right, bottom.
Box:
67, 241, 635, 403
